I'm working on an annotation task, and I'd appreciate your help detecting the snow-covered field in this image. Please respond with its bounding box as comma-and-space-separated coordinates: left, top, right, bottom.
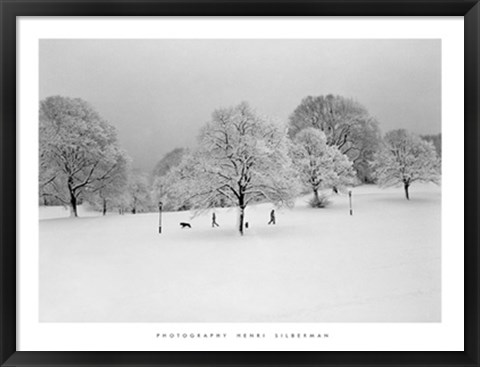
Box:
39, 184, 441, 322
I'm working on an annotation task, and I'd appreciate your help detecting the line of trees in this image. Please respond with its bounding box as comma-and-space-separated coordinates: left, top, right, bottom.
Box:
39, 95, 441, 231
285, 94, 440, 201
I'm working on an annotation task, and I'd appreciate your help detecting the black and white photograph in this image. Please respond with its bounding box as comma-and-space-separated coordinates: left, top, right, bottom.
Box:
38, 39, 442, 323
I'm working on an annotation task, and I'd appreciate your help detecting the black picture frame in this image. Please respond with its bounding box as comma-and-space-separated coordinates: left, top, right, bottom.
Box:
1, 1, 478, 366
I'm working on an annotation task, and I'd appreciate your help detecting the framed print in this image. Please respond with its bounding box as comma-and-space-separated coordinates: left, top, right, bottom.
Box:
1, 0, 479, 366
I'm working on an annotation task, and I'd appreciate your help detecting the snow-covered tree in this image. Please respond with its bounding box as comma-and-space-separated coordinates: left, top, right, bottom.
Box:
39, 96, 129, 217
111, 191, 131, 215
288, 94, 381, 182
152, 148, 185, 178
152, 174, 189, 212
84, 155, 129, 215
151, 148, 189, 211
421, 133, 442, 158
165, 102, 299, 235
372, 129, 440, 200
290, 128, 356, 207
126, 172, 153, 214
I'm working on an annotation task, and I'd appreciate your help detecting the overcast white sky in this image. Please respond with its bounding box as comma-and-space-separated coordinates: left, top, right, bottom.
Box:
40, 39, 441, 172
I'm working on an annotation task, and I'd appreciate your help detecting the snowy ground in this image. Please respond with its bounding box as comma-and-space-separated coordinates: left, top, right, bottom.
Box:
39, 184, 441, 322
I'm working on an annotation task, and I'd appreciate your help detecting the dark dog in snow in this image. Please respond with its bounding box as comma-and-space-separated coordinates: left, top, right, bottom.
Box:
180, 222, 191, 228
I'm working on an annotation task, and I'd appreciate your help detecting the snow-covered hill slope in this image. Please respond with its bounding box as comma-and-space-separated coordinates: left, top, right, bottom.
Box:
40, 184, 441, 322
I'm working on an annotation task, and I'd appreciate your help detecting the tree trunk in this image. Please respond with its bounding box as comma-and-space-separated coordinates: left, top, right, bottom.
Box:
237, 192, 246, 236
239, 206, 245, 236
69, 192, 78, 217
67, 179, 78, 217
102, 198, 107, 216
313, 188, 319, 202
404, 182, 410, 200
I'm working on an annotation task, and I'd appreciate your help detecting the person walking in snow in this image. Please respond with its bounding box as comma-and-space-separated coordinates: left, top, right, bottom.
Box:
212, 212, 219, 227
268, 209, 276, 225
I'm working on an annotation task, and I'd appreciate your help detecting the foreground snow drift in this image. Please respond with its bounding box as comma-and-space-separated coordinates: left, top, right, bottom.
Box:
40, 184, 441, 322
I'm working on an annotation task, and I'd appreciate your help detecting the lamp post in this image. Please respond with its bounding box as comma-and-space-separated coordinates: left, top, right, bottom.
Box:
348, 190, 353, 216
158, 201, 163, 234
